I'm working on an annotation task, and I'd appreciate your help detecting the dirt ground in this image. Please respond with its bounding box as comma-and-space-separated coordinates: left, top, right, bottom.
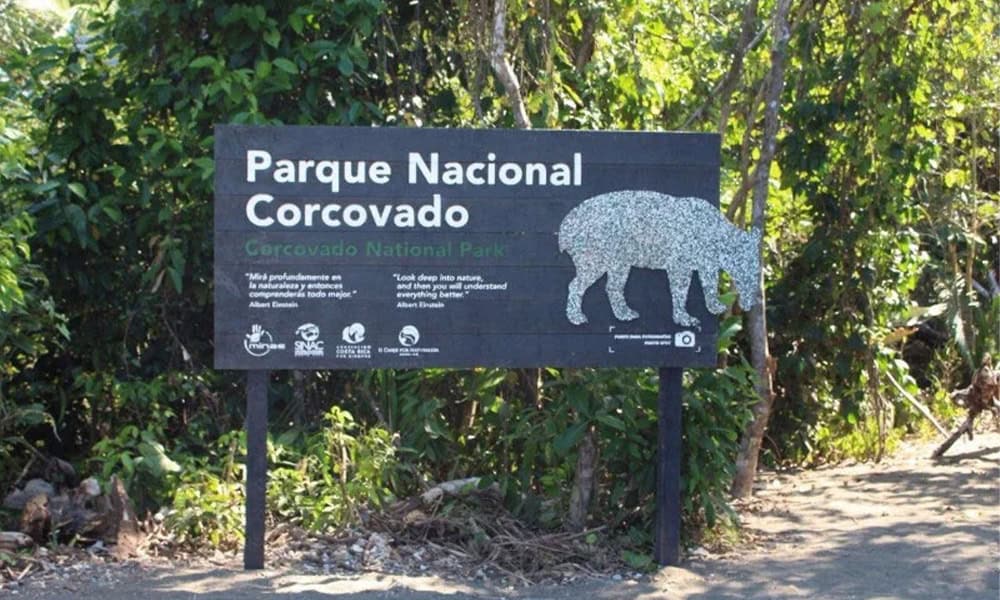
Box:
5, 430, 998, 599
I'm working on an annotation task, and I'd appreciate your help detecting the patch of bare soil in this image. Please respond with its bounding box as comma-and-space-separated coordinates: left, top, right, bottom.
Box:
3, 429, 998, 599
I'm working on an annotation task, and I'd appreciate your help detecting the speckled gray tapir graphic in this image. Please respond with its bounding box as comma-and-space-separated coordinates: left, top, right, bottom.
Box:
558, 191, 762, 327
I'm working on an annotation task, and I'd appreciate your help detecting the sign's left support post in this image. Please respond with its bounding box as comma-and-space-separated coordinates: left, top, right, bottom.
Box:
244, 370, 269, 570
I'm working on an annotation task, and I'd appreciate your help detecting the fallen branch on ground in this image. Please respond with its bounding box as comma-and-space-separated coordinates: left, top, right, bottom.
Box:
932, 355, 999, 459
885, 371, 949, 437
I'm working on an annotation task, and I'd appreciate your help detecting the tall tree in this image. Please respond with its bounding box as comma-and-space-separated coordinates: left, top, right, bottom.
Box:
731, 0, 791, 498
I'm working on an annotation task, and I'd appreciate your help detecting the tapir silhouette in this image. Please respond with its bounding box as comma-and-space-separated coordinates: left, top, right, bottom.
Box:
558, 190, 761, 327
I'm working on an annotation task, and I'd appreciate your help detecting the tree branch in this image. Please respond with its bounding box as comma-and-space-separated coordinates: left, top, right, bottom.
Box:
681, 0, 765, 131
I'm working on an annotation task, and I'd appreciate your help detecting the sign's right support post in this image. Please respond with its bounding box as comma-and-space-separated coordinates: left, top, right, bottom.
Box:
655, 367, 683, 566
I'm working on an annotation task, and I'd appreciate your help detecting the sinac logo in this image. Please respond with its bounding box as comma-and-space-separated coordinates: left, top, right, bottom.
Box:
294, 323, 324, 357
296, 323, 320, 342
342, 322, 366, 344
398, 325, 420, 347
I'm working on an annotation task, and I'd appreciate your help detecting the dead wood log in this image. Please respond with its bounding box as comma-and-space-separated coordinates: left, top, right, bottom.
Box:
3, 479, 55, 511
932, 413, 976, 459
103, 476, 142, 558
19, 494, 50, 544
5, 474, 143, 556
932, 355, 999, 459
16, 477, 104, 543
420, 477, 484, 505
0, 531, 33, 551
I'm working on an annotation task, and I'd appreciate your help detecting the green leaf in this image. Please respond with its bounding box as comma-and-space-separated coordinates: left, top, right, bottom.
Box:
553, 421, 587, 455
67, 182, 86, 199
595, 414, 627, 432
13, 404, 49, 427
168, 266, 183, 293
622, 549, 653, 570
32, 180, 60, 194
121, 453, 135, 477
255, 60, 272, 79
273, 58, 298, 74
337, 54, 354, 76
193, 156, 215, 180
188, 56, 218, 70
101, 204, 123, 223
289, 12, 304, 35
263, 29, 280, 48
64, 204, 87, 240
138, 441, 182, 476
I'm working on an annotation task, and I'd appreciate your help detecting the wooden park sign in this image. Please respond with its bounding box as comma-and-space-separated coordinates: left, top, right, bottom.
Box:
213, 125, 760, 569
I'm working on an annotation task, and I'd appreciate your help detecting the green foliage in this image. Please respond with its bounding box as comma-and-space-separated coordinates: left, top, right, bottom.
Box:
268, 406, 397, 530
169, 471, 245, 549
166, 409, 397, 548
332, 305, 753, 537
166, 431, 246, 549
91, 425, 182, 507
766, 0, 999, 463
0, 0, 388, 490
0, 1, 68, 482
0, 214, 67, 368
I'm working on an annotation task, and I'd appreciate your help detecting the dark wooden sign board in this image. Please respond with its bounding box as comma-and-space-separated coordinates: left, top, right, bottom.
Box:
214, 125, 724, 569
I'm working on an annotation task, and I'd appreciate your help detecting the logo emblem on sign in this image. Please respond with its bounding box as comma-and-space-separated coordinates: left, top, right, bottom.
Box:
244, 324, 284, 356
294, 323, 324, 357
398, 325, 420, 347
342, 322, 366, 344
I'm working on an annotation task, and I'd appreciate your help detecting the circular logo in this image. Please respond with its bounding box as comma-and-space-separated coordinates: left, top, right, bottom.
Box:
342, 322, 366, 344
398, 325, 420, 347
296, 323, 320, 342
244, 325, 275, 357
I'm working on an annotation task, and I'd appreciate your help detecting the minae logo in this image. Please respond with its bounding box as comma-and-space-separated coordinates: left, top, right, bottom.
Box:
244, 324, 285, 357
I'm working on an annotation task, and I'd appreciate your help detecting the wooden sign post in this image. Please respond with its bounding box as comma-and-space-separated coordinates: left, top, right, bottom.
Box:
213, 126, 744, 569
656, 367, 683, 565
243, 370, 269, 570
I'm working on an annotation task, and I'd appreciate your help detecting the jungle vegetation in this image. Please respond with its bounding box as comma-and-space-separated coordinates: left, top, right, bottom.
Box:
0, 0, 996, 559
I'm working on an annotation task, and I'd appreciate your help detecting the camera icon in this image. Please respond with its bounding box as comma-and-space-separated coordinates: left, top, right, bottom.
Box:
674, 331, 696, 348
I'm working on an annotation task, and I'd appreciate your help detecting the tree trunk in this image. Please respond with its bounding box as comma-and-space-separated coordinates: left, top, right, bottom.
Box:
487, 0, 543, 420
292, 369, 306, 428
489, 0, 531, 129
488, 0, 598, 533
567, 427, 598, 531
731, 0, 791, 499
